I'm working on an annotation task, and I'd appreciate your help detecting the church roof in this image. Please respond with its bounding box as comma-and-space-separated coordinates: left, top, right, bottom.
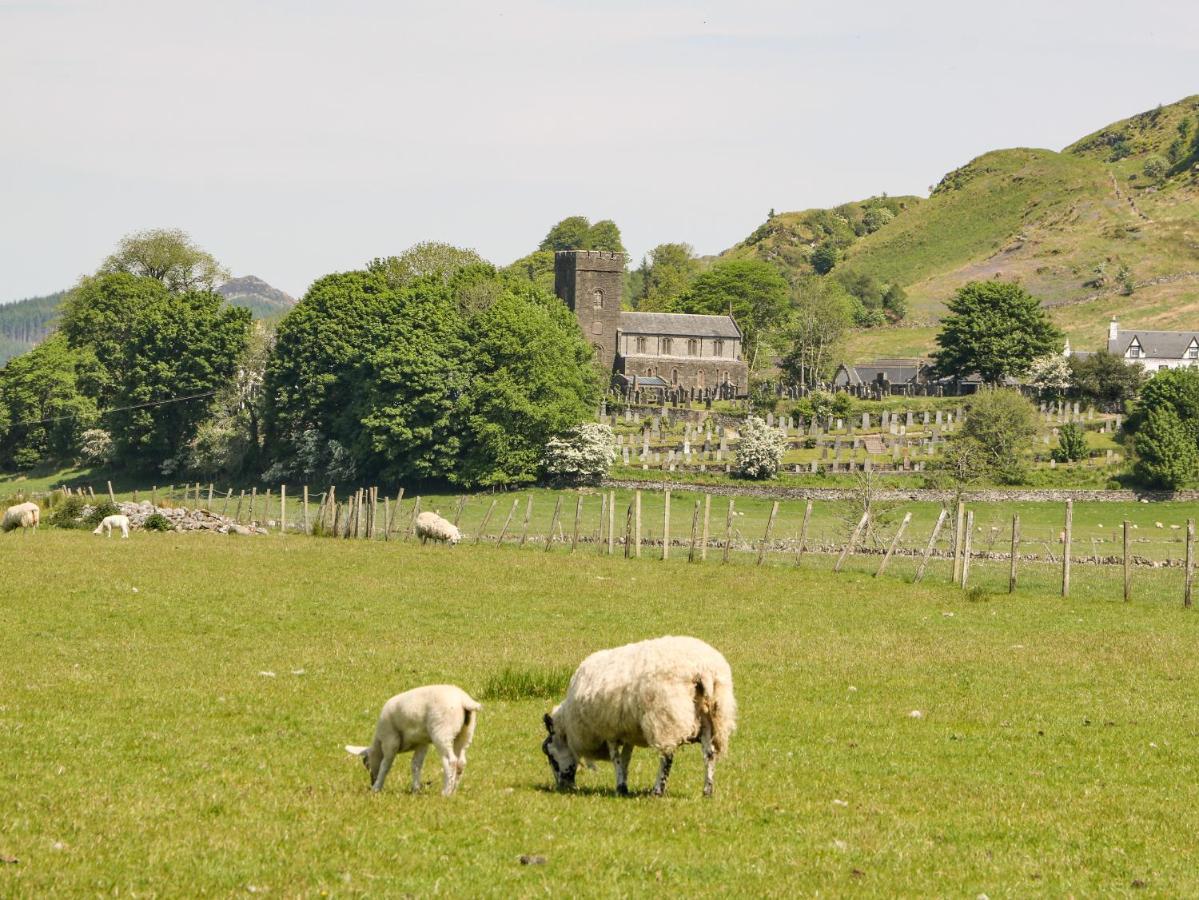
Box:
1109, 329, 1199, 358
618, 311, 741, 339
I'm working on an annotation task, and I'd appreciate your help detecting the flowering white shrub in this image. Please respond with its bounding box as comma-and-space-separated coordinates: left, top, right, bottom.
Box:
541, 423, 616, 485
79, 428, 114, 466
1026, 353, 1072, 396
734, 415, 786, 480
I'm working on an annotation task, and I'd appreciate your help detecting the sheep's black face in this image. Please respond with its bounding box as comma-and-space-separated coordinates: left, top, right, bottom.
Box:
542, 713, 577, 790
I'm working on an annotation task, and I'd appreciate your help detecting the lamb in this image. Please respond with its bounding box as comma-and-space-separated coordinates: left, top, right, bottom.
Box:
2, 502, 40, 533
345, 684, 481, 796
414, 510, 461, 545
542, 635, 736, 798
93, 514, 131, 538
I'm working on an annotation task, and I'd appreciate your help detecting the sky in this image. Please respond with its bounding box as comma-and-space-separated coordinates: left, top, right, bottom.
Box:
1, 0, 1195, 301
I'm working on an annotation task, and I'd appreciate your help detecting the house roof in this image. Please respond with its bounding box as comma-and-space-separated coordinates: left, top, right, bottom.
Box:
619, 311, 741, 339
616, 374, 669, 388
1109, 330, 1199, 358
850, 359, 930, 384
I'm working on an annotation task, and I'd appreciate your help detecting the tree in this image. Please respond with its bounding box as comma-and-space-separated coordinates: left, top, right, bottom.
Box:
1143, 155, 1168, 181
369, 242, 484, 288
586, 220, 625, 254
0, 334, 98, 469
862, 206, 894, 233
1026, 353, 1072, 399
503, 250, 556, 294
780, 276, 853, 387
1133, 406, 1198, 489
98, 228, 229, 293
539, 216, 593, 252
734, 416, 785, 479
635, 243, 699, 311
956, 388, 1039, 483
1069, 350, 1145, 408
933, 281, 1062, 384
542, 423, 616, 485
1053, 422, 1088, 463
678, 259, 789, 368
811, 242, 838, 275
1125, 367, 1199, 444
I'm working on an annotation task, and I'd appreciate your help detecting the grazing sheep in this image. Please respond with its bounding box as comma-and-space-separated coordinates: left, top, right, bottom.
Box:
2, 502, 40, 533
542, 635, 736, 798
93, 514, 130, 538
414, 510, 461, 545
345, 684, 481, 796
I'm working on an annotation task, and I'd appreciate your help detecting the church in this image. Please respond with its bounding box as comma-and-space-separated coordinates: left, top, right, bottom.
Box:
553, 249, 748, 395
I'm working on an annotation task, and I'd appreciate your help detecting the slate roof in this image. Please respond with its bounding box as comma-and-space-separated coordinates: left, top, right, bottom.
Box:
845, 359, 931, 385
1108, 330, 1199, 358
619, 311, 741, 339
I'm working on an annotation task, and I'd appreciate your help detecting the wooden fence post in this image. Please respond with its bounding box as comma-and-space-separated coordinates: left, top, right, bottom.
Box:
333, 502, 342, 537
280, 484, 287, 534
1123, 520, 1131, 602
951, 500, 965, 584
302, 486, 310, 534
1062, 499, 1073, 598
496, 497, 519, 544
405, 496, 422, 540
634, 491, 642, 558
757, 501, 779, 566
661, 490, 671, 561
914, 508, 948, 583
1186, 518, 1195, 609
222, 488, 232, 517
875, 512, 912, 577
236, 489, 245, 523
687, 499, 701, 563
518, 496, 533, 547
701, 495, 711, 561
1008, 515, 1020, 593
208, 483, 214, 505
960, 510, 974, 588
546, 495, 563, 551
571, 495, 583, 553
596, 492, 607, 554
834, 510, 871, 573
623, 500, 635, 559
453, 496, 466, 527
152, 485, 158, 506
607, 491, 616, 556
722, 498, 736, 564
107, 481, 116, 504
476, 498, 498, 544
795, 500, 813, 566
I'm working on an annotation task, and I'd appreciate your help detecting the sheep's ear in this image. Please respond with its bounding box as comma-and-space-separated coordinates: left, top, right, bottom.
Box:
344, 745, 369, 757
542, 713, 554, 736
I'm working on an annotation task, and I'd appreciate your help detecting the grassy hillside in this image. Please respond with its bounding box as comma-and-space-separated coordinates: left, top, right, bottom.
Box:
0, 291, 65, 364
730, 95, 1199, 363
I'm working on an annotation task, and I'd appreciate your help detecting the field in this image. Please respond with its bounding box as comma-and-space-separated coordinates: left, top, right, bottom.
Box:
4, 525, 1199, 896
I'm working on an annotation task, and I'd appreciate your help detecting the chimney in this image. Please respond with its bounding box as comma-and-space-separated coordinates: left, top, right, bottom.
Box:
1109, 317, 1119, 342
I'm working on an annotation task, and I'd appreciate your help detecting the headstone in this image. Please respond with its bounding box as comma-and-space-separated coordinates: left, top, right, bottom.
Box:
935, 410, 943, 425
835, 418, 843, 431
862, 412, 870, 430
906, 411, 914, 427
809, 460, 818, 473
922, 411, 930, 426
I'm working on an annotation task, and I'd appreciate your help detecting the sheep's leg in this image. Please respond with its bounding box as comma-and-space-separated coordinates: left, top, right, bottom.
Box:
609, 742, 632, 796
454, 748, 467, 783
700, 721, 716, 797
410, 745, 428, 793
437, 743, 458, 796
652, 754, 674, 797
372, 743, 399, 793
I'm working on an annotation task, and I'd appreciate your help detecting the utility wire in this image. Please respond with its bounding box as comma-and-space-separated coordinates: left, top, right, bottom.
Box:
7, 389, 220, 428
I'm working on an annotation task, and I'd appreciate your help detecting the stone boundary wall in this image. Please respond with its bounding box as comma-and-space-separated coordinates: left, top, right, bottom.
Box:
603, 480, 1199, 503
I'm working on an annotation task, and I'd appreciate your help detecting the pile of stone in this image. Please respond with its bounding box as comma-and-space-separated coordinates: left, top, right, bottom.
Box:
82, 501, 266, 535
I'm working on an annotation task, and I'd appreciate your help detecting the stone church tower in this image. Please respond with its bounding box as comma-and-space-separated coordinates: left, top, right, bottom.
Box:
554, 250, 624, 373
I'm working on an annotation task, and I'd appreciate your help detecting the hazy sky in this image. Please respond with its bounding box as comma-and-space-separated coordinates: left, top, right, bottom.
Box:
1, 0, 1195, 301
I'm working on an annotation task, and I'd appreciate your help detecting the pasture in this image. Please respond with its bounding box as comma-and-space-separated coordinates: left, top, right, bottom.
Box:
3, 529, 1199, 895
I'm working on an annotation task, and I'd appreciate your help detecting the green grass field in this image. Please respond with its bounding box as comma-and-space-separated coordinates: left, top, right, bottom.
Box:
4, 527, 1199, 896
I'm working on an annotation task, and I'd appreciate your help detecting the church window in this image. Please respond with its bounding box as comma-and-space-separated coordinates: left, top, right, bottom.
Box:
662, 337, 673, 355
635, 336, 647, 353
593, 289, 604, 309
713, 339, 724, 357
687, 339, 699, 356
671, 368, 679, 385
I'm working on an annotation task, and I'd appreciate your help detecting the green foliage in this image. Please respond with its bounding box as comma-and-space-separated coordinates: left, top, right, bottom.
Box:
481, 665, 572, 701
98, 228, 228, 293
143, 512, 173, 532
0, 291, 65, 364
541, 423, 616, 486
934, 281, 1062, 384
1133, 406, 1198, 489
1126, 367, 1199, 442
368, 242, 485, 288
634, 243, 699, 311
678, 259, 789, 366
1053, 422, 1088, 463
48, 494, 87, 529
503, 250, 556, 294
1069, 351, 1146, 407
538, 217, 625, 255
734, 415, 786, 480
84, 500, 120, 526
1143, 155, 1168, 181
957, 388, 1039, 483
810, 242, 838, 275
0, 334, 98, 469
780, 277, 854, 386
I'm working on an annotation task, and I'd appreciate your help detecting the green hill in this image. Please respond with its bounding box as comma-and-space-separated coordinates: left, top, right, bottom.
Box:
0, 291, 65, 365
722, 94, 1199, 360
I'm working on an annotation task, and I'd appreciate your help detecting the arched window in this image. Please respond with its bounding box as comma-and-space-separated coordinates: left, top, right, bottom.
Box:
662, 337, 673, 355
713, 339, 724, 357
671, 368, 679, 385
592, 289, 604, 309
646, 367, 655, 377
593, 343, 603, 360
635, 336, 647, 353
687, 338, 699, 356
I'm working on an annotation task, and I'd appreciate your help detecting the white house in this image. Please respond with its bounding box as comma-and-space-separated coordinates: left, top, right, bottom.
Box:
1107, 318, 1199, 372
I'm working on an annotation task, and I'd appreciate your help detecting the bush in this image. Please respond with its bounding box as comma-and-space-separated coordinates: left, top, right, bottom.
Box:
1052, 422, 1088, 463
958, 389, 1039, 484
142, 512, 173, 532
85, 500, 121, 526
1143, 155, 1168, 181
734, 416, 786, 480
79, 429, 114, 466
1133, 406, 1198, 489
48, 495, 88, 529
540, 423, 615, 485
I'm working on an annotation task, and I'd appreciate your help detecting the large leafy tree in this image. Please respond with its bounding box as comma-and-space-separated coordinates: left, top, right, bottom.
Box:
0, 334, 98, 469
956, 388, 1040, 484
780, 276, 854, 387
933, 281, 1062, 384
634, 243, 699, 311
538, 216, 626, 255
678, 259, 789, 367
1069, 350, 1146, 407
1126, 367, 1199, 488
368, 241, 485, 288
98, 228, 229, 293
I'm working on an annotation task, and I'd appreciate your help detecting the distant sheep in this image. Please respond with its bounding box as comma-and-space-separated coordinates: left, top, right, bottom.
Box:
414, 511, 461, 545
542, 635, 736, 797
345, 684, 481, 796
93, 514, 130, 539
2, 502, 40, 533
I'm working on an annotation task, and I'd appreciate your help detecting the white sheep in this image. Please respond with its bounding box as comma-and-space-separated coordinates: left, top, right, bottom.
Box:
93, 514, 130, 538
414, 510, 461, 545
2, 501, 40, 533
542, 635, 737, 797
345, 684, 481, 796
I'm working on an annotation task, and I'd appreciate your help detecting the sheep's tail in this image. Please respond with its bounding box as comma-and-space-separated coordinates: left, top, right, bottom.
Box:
456, 696, 482, 754
700, 668, 737, 758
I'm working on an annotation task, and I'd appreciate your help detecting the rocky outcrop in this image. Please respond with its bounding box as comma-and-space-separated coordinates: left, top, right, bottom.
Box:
82, 501, 266, 535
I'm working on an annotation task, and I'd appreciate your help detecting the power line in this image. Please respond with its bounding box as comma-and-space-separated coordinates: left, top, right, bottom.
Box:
7, 389, 220, 428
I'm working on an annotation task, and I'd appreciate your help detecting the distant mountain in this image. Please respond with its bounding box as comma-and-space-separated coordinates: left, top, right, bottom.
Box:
0, 276, 296, 365
215, 275, 297, 320
0, 291, 65, 365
